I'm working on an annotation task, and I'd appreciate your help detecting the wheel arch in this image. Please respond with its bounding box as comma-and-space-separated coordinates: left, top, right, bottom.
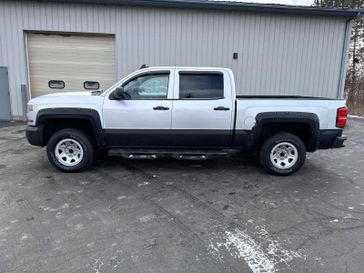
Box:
252, 112, 320, 152
36, 108, 105, 147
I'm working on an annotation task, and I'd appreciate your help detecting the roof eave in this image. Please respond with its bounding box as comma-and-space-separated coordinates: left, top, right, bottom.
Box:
21, 0, 363, 18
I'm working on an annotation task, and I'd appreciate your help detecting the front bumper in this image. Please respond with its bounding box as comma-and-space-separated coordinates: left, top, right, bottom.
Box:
318, 129, 346, 149
26, 125, 43, 147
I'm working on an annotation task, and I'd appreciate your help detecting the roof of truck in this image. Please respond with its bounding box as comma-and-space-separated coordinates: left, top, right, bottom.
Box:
139, 66, 230, 70
22, 0, 362, 18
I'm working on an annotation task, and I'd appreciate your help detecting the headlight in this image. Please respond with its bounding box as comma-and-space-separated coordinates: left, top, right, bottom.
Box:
27, 104, 33, 112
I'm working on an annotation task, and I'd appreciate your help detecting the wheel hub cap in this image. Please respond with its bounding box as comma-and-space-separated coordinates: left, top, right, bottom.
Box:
270, 142, 298, 170
55, 138, 84, 167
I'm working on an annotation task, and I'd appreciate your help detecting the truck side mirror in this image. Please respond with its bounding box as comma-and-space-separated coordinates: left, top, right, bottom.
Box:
110, 87, 128, 100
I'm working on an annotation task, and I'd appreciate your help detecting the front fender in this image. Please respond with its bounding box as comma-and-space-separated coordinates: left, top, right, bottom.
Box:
36, 108, 105, 146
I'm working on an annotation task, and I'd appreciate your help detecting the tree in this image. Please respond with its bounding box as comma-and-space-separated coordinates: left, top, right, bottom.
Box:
315, 0, 364, 114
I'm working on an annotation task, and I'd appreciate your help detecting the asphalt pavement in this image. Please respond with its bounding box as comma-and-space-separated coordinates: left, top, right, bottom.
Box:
0, 118, 363, 273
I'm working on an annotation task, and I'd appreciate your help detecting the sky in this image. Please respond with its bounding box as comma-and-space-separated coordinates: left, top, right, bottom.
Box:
224, 0, 314, 6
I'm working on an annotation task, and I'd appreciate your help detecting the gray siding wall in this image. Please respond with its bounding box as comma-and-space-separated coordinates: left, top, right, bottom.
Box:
0, 0, 348, 118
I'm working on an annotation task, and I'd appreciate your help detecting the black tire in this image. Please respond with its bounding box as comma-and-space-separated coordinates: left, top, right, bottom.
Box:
259, 132, 306, 176
46, 128, 95, 172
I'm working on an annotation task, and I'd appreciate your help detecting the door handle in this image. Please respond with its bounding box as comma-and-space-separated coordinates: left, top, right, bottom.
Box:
153, 106, 169, 111
214, 106, 230, 111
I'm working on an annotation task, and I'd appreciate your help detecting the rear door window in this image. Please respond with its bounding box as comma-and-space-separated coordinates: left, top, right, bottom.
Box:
179, 73, 224, 99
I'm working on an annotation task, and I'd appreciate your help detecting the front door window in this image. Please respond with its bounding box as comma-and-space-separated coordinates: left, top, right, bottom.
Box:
122, 74, 169, 100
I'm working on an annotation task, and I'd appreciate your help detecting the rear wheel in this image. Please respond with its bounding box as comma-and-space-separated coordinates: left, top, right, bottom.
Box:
47, 129, 95, 172
259, 132, 306, 175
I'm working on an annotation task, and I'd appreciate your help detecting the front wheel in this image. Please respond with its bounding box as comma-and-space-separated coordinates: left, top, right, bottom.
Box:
47, 129, 95, 172
259, 132, 306, 175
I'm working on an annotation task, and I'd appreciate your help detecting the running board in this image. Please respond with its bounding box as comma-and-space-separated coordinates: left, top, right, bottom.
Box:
108, 149, 231, 160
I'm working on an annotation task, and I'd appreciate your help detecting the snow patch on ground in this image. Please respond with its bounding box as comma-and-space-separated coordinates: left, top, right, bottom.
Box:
257, 226, 304, 265
91, 257, 104, 273
39, 203, 70, 212
75, 223, 84, 230
117, 195, 126, 200
208, 225, 305, 273
208, 241, 224, 262
225, 229, 276, 273
60, 203, 70, 209
139, 214, 156, 222
137, 182, 150, 187
348, 114, 364, 120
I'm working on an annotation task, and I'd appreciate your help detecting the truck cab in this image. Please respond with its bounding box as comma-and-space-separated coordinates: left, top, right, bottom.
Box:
102, 67, 235, 148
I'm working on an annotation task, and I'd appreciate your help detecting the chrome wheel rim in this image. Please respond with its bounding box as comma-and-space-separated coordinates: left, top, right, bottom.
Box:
270, 142, 298, 170
55, 138, 84, 167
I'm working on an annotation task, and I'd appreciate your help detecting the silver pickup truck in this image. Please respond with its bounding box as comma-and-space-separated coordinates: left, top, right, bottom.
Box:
26, 67, 348, 175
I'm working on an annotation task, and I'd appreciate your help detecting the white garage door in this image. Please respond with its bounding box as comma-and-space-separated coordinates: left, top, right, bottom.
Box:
27, 33, 116, 98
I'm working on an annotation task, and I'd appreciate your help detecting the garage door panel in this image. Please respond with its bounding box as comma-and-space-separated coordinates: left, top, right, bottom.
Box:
30, 64, 115, 75
31, 79, 115, 94
29, 48, 115, 57
30, 60, 116, 67
28, 34, 115, 47
31, 72, 115, 77
27, 33, 116, 97
29, 50, 115, 59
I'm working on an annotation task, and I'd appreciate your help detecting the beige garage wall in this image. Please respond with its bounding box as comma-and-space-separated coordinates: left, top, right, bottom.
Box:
27, 33, 116, 97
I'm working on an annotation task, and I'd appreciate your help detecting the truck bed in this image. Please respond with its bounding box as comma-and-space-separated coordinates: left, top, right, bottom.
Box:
236, 95, 343, 100
235, 97, 346, 130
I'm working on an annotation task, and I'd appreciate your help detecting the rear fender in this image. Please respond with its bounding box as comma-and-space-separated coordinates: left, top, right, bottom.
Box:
252, 112, 320, 152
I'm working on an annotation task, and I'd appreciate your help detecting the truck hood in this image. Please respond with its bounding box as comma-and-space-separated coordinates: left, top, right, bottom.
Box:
44, 90, 106, 97
28, 91, 105, 109
44, 91, 95, 97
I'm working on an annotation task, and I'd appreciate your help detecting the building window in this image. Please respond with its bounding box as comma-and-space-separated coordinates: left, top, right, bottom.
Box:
48, 80, 65, 89
84, 81, 100, 90
179, 73, 224, 99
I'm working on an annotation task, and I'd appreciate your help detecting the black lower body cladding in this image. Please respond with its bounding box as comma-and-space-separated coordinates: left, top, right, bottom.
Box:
26, 125, 43, 146
103, 129, 234, 148
318, 129, 346, 149
26, 125, 345, 150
